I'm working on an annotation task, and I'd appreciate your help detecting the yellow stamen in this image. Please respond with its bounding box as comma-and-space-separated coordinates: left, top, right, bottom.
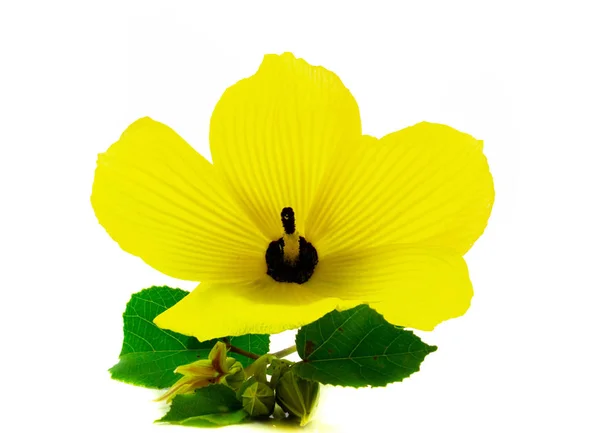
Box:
280, 207, 300, 263
283, 232, 300, 263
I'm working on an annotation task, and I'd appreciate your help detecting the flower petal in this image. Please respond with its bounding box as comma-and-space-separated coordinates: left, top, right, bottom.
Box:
305, 123, 494, 258
154, 279, 345, 341
91, 117, 267, 283
311, 244, 473, 330
209, 53, 361, 240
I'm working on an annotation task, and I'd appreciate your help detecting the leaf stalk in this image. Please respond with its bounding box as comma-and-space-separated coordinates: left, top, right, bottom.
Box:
271, 345, 297, 358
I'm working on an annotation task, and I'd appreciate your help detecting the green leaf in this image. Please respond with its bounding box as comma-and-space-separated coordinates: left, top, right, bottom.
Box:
294, 305, 437, 387
157, 384, 248, 427
110, 286, 215, 388
110, 286, 269, 388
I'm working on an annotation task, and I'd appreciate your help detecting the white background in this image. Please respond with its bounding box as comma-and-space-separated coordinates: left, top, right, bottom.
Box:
1, 1, 599, 432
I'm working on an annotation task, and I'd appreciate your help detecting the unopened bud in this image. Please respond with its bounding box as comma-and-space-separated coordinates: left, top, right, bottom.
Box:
275, 370, 320, 426
222, 358, 245, 390
267, 358, 293, 387
241, 378, 276, 417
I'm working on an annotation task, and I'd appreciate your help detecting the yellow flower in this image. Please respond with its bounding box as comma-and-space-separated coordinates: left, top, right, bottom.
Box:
91, 52, 494, 341
157, 341, 244, 402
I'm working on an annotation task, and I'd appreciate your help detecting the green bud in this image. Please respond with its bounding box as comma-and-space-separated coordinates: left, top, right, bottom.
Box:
275, 370, 320, 426
241, 378, 276, 417
267, 358, 293, 388
244, 354, 274, 384
221, 359, 245, 390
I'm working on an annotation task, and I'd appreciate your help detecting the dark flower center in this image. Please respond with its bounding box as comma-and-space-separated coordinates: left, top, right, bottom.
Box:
265, 207, 318, 284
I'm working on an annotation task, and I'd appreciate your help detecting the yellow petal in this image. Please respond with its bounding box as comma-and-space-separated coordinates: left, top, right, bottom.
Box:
311, 244, 473, 330
209, 52, 361, 240
174, 360, 215, 377
156, 376, 212, 402
91, 117, 267, 283
154, 279, 345, 341
305, 123, 494, 258
208, 341, 228, 372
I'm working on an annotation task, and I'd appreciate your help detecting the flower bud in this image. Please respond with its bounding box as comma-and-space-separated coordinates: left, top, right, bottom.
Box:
267, 358, 293, 387
241, 378, 276, 417
222, 357, 245, 390
275, 370, 320, 426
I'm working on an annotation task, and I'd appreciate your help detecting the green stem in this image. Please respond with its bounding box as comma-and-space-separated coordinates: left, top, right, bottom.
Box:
271, 345, 297, 358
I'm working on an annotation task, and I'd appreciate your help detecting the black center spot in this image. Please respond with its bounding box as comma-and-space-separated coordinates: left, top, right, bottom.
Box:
266, 236, 318, 284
